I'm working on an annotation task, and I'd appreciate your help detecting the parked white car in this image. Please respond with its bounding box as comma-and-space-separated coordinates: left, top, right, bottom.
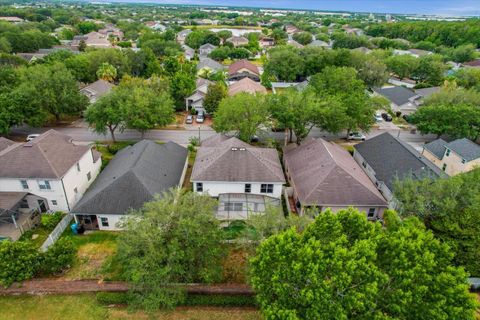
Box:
374, 113, 383, 122
196, 111, 205, 123
347, 132, 366, 141
26, 134, 40, 142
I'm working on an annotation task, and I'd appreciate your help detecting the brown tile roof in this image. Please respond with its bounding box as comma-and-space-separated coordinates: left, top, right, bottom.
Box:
0, 130, 95, 179
191, 135, 285, 183
463, 59, 480, 67
228, 60, 259, 76
0, 137, 15, 152
228, 78, 267, 96
283, 138, 387, 207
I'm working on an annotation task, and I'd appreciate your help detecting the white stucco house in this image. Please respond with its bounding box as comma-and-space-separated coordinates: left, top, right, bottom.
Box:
0, 130, 102, 212
191, 135, 285, 220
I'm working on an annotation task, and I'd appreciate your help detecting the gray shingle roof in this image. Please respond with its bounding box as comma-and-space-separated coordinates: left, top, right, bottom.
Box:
423, 138, 448, 159
197, 57, 224, 71
446, 138, 480, 161
284, 139, 387, 207
414, 86, 441, 99
80, 79, 115, 100
354, 133, 443, 191
72, 140, 187, 215
374, 86, 419, 106
0, 130, 96, 179
191, 135, 285, 183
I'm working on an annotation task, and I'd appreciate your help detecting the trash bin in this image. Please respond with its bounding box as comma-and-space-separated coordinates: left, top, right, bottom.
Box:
71, 223, 78, 235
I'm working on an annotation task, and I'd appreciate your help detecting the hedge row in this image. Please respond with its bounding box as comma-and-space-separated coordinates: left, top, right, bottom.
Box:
96, 292, 257, 307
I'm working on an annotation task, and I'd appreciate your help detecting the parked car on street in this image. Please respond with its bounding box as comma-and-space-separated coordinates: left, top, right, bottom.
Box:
185, 115, 193, 124
381, 113, 393, 122
26, 134, 40, 142
196, 111, 205, 123
347, 132, 366, 141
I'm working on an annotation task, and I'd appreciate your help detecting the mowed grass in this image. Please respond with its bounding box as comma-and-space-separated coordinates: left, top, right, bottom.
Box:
0, 295, 261, 320
60, 231, 122, 280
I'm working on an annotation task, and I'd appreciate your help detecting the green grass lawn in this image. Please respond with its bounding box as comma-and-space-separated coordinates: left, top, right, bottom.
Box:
18, 213, 66, 248
0, 294, 261, 320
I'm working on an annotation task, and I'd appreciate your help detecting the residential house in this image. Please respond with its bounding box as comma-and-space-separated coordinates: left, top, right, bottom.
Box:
16, 52, 47, 63
387, 76, 417, 88
353, 46, 372, 54
80, 79, 115, 104
463, 59, 480, 69
226, 36, 249, 47
176, 29, 192, 44
228, 78, 267, 96
185, 78, 213, 113
285, 25, 300, 34
271, 81, 308, 94
307, 40, 331, 49
422, 138, 480, 176
199, 43, 217, 57
145, 21, 166, 31
191, 135, 285, 220
72, 141, 188, 230
98, 24, 124, 40
393, 49, 432, 58
373, 86, 421, 115
0, 130, 102, 212
353, 132, 443, 203
0, 192, 45, 241
283, 138, 388, 219
196, 57, 224, 73
72, 32, 112, 49
182, 44, 195, 61
414, 86, 441, 100
287, 39, 304, 48
228, 59, 260, 82
259, 37, 275, 48
343, 27, 364, 36
0, 16, 24, 23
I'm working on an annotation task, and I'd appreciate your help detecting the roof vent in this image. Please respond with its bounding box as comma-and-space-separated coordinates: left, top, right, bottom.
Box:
239, 148, 246, 151
231, 147, 238, 151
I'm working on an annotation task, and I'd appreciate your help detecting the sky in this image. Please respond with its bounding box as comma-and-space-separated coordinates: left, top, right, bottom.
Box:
100, 0, 480, 16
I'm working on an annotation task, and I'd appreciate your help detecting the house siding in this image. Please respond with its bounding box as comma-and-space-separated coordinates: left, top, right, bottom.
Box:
192, 181, 283, 199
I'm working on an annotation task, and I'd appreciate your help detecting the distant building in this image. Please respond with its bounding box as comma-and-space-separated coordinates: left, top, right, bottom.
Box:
228, 78, 267, 96
226, 36, 249, 47
199, 43, 217, 57
228, 59, 260, 82
176, 29, 192, 44
80, 79, 115, 104
0, 16, 24, 23
72, 31, 112, 49
144, 21, 166, 31
422, 138, 480, 176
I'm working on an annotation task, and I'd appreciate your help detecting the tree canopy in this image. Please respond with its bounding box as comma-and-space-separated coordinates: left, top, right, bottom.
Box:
250, 208, 477, 319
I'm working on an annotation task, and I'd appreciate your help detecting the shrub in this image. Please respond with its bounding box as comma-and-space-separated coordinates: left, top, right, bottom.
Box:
41, 212, 64, 230
96, 292, 128, 305
183, 294, 256, 307
0, 241, 40, 287
40, 238, 76, 274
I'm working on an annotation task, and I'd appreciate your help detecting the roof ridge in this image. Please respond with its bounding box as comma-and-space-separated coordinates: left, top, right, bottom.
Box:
35, 142, 61, 178
304, 162, 335, 202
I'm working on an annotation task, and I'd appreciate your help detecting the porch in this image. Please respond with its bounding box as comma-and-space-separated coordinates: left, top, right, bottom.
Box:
216, 193, 281, 221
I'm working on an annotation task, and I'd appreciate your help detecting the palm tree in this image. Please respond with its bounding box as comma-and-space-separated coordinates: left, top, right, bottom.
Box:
96, 62, 117, 82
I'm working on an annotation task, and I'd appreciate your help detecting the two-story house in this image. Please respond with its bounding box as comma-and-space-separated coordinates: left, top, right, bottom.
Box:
0, 130, 101, 212
199, 43, 217, 57
191, 135, 285, 220
422, 138, 480, 176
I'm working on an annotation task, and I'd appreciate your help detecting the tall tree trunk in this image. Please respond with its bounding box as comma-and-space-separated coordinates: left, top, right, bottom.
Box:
289, 129, 293, 143
108, 125, 116, 143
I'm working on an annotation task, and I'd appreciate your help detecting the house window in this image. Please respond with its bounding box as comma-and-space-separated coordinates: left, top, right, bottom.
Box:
224, 202, 243, 211
74, 187, 78, 194
76, 162, 81, 172
20, 199, 29, 209
87, 172, 91, 181
445, 149, 451, 157
244, 184, 251, 193
461, 159, 466, 164
196, 183, 203, 192
51, 200, 57, 206
38, 180, 51, 190
260, 184, 274, 194
20, 180, 29, 190
362, 162, 366, 168
368, 208, 376, 218
100, 217, 109, 227
442, 163, 447, 171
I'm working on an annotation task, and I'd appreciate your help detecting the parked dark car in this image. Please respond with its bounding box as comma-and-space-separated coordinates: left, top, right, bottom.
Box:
381, 113, 393, 122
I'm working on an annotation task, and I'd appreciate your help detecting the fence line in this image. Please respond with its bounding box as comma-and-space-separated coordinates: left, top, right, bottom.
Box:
40, 214, 73, 252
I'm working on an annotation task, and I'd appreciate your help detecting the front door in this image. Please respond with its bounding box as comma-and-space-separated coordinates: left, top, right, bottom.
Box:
37, 200, 47, 212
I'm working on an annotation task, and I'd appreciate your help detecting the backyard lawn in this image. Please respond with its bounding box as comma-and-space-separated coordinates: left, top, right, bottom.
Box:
0, 294, 261, 320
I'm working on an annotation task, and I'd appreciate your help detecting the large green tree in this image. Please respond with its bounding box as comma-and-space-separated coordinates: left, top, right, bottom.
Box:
250, 208, 476, 319
203, 82, 227, 114
385, 54, 419, 79
394, 168, 480, 275
214, 93, 269, 142
117, 189, 225, 311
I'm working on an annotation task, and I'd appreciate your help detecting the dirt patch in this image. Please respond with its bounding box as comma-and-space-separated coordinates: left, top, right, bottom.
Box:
63, 241, 117, 280
222, 247, 250, 284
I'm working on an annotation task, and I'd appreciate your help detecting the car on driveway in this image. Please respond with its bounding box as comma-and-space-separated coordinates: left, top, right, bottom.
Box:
347, 132, 366, 141
381, 113, 393, 122
196, 111, 205, 123
185, 115, 193, 124
374, 113, 383, 122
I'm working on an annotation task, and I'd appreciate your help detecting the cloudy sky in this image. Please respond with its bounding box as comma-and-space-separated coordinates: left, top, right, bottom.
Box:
104, 0, 480, 16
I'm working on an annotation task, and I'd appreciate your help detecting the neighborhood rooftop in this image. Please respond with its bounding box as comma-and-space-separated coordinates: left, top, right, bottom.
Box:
374, 86, 418, 106
425, 138, 480, 161
354, 132, 444, 190
0, 130, 99, 179
191, 135, 285, 183
73, 140, 187, 215
284, 138, 387, 207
